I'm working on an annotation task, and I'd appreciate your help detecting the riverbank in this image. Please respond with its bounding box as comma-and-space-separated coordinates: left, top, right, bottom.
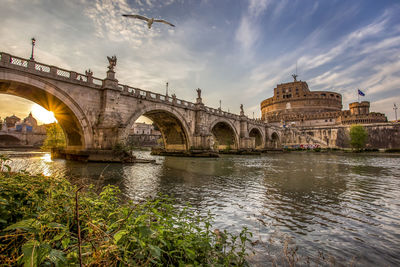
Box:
3, 150, 400, 265
0, 168, 251, 266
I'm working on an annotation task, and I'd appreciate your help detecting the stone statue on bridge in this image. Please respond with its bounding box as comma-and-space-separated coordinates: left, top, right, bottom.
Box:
240, 104, 244, 115
196, 88, 203, 104
107, 55, 117, 71
85, 69, 93, 77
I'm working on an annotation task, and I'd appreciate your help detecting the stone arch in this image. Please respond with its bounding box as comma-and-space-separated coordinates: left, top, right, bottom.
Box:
0, 134, 22, 146
209, 119, 239, 151
271, 132, 280, 149
0, 70, 93, 149
121, 105, 191, 152
249, 127, 264, 149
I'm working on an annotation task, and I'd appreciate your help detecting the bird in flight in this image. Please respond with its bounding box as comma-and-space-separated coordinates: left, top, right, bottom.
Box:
122, 14, 175, 29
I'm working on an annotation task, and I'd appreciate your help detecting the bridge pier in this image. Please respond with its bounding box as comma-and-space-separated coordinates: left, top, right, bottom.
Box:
51, 148, 136, 163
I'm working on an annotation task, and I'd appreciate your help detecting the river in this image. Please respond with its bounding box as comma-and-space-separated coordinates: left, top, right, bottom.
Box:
3, 149, 400, 266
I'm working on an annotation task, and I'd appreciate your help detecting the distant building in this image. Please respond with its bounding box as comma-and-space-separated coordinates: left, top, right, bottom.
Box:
130, 122, 157, 135
5, 114, 21, 128
261, 76, 387, 127
128, 122, 162, 147
0, 113, 47, 147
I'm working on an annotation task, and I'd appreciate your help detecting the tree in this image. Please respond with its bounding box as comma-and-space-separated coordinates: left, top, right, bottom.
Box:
349, 124, 368, 150
42, 123, 66, 150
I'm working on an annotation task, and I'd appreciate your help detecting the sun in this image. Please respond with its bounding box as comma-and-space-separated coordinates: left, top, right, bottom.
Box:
31, 104, 57, 124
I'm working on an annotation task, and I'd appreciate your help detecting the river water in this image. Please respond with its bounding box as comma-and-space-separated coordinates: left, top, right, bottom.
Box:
3, 150, 400, 266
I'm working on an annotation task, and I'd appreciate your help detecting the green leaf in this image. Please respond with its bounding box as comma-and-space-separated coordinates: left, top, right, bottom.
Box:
47, 222, 65, 229
22, 240, 39, 267
114, 230, 128, 244
52, 231, 66, 242
47, 249, 66, 266
148, 244, 161, 259
4, 165, 11, 172
138, 225, 152, 238
61, 238, 70, 249
3, 218, 39, 232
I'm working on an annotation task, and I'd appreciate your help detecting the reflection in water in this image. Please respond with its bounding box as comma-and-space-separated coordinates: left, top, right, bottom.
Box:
40, 153, 53, 176
6, 151, 400, 266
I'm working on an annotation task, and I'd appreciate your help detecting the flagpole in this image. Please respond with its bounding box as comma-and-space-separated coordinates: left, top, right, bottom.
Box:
358, 89, 360, 103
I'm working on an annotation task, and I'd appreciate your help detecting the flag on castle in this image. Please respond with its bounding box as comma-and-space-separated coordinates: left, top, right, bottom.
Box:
358, 89, 365, 96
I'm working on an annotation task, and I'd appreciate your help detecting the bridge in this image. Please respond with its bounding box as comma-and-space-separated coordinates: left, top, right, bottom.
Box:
0, 131, 46, 147
0, 51, 283, 161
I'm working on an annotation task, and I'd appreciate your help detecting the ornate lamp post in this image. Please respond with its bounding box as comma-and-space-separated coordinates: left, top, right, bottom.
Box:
394, 103, 398, 122
30, 38, 36, 60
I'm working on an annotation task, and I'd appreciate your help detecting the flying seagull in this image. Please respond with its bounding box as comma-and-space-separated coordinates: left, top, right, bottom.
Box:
122, 14, 175, 29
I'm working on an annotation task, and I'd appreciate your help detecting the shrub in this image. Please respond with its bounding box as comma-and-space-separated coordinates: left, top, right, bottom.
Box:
41, 123, 66, 150
0, 171, 252, 266
349, 124, 368, 150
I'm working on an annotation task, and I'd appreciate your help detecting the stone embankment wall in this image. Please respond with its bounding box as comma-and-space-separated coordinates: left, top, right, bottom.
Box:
282, 123, 400, 149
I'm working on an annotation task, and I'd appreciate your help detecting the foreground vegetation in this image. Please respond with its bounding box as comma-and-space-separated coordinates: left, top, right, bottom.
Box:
0, 156, 251, 266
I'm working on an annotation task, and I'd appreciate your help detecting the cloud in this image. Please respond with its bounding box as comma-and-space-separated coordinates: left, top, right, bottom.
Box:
235, 0, 272, 56
0, 0, 399, 120
248, 0, 271, 17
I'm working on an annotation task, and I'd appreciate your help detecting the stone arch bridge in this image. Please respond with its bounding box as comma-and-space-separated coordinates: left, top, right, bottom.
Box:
0, 52, 282, 160
0, 131, 45, 147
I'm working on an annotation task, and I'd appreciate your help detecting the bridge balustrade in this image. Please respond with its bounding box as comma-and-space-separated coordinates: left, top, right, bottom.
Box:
10, 56, 28, 67
34, 63, 50, 73
56, 68, 71, 78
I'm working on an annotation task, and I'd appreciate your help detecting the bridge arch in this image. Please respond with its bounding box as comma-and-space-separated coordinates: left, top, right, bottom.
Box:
270, 132, 280, 149
209, 118, 239, 151
0, 134, 22, 146
0, 70, 93, 149
249, 126, 265, 149
121, 105, 191, 152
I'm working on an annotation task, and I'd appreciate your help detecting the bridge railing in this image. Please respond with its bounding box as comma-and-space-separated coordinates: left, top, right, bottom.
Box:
119, 83, 197, 109
0, 52, 103, 88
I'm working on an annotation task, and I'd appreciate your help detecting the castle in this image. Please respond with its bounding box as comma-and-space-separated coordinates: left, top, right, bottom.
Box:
260, 75, 387, 127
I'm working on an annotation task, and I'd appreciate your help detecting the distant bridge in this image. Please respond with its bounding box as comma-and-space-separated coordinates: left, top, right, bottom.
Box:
0, 131, 45, 147
0, 52, 283, 160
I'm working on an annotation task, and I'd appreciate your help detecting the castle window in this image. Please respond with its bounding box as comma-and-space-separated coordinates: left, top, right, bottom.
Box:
321, 93, 326, 97
330, 94, 334, 97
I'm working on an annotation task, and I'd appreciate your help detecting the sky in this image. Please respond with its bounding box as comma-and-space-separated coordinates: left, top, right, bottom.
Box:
0, 0, 400, 123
